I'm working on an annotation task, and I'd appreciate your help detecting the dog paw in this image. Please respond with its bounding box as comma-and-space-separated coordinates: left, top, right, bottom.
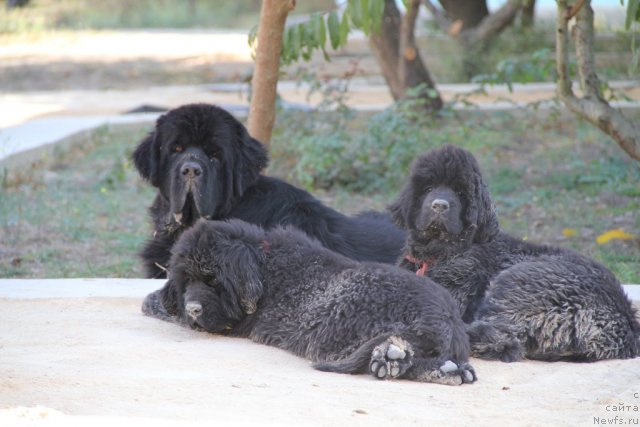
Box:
369, 336, 414, 380
141, 289, 182, 324
435, 360, 477, 385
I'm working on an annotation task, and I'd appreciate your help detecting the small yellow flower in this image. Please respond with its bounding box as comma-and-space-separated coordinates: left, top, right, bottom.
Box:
596, 229, 636, 245
562, 228, 577, 237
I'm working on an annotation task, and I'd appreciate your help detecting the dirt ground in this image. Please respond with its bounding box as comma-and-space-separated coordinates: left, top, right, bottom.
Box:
1, 279, 639, 426
2, 30, 638, 105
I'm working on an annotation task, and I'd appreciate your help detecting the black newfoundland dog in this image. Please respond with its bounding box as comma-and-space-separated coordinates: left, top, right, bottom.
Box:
132, 103, 404, 278
390, 144, 640, 362
142, 219, 476, 386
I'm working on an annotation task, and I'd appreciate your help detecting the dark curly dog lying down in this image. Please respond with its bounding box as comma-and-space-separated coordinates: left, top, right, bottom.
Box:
391, 144, 640, 362
142, 219, 476, 386
132, 103, 404, 278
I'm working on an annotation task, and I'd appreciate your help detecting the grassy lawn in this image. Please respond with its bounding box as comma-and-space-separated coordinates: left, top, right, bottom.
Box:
1, 125, 154, 277
1, 108, 638, 282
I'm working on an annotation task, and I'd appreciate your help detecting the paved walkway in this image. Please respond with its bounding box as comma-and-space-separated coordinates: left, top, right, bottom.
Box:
0, 278, 638, 426
2, 80, 639, 165
0, 278, 635, 300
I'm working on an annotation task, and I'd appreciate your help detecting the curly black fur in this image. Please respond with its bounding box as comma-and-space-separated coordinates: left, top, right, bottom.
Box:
133, 103, 405, 278
142, 219, 476, 385
391, 144, 640, 362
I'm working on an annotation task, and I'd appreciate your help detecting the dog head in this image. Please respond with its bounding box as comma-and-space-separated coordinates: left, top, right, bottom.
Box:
389, 144, 499, 260
144, 219, 267, 333
132, 104, 269, 227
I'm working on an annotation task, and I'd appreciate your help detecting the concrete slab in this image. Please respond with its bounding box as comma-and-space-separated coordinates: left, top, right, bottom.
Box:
0, 114, 158, 163
0, 278, 164, 299
0, 279, 639, 426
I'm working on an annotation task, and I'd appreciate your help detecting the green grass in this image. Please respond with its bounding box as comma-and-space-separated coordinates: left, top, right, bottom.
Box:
270, 105, 640, 284
1, 124, 155, 278
1, 110, 639, 283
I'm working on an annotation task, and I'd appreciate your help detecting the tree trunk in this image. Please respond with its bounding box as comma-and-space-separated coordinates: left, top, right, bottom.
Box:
521, 0, 536, 27
6, 0, 30, 8
439, 0, 489, 30
248, 0, 296, 147
556, 0, 640, 161
436, 0, 523, 78
369, 0, 443, 111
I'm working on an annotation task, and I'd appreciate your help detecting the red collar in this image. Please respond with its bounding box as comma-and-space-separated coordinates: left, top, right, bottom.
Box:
262, 240, 270, 253
404, 254, 433, 277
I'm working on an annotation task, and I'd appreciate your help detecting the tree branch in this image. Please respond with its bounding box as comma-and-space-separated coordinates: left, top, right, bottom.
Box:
556, 0, 640, 161
556, 0, 575, 100
459, 0, 523, 49
566, 0, 586, 20
422, 0, 451, 32
572, 1, 602, 99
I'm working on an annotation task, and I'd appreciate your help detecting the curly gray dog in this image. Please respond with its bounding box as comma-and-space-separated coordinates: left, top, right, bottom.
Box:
391, 144, 640, 362
142, 219, 476, 385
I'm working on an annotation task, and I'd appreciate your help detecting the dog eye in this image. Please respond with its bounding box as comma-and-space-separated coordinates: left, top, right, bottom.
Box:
172, 145, 184, 153
425, 187, 433, 193
206, 149, 220, 159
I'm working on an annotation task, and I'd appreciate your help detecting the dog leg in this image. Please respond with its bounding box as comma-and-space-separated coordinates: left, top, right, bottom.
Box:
467, 320, 524, 362
141, 288, 184, 325
403, 358, 477, 385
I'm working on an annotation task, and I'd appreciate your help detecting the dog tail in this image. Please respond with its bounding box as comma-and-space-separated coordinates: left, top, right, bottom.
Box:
312, 335, 387, 374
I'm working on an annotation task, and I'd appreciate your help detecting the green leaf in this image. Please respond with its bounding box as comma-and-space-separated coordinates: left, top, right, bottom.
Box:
312, 13, 326, 48
322, 47, 331, 62
328, 11, 341, 49
300, 22, 314, 49
281, 27, 292, 64
626, 0, 640, 29
340, 8, 350, 46
248, 25, 258, 48
361, 0, 371, 35
285, 25, 300, 63
349, 0, 362, 28
369, 0, 384, 34
302, 46, 313, 61
294, 24, 303, 54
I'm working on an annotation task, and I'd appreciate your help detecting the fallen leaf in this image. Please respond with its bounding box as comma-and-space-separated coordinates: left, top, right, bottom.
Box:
596, 229, 636, 245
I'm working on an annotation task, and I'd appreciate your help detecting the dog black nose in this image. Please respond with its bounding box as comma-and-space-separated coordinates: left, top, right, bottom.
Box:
186, 302, 203, 320
431, 199, 449, 213
181, 162, 202, 178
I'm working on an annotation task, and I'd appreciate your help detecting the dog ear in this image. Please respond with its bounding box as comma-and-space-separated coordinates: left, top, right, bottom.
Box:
388, 184, 413, 229
217, 124, 269, 216
235, 125, 269, 192
475, 182, 500, 243
389, 156, 430, 230
218, 237, 264, 316
132, 131, 161, 187
465, 170, 500, 244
